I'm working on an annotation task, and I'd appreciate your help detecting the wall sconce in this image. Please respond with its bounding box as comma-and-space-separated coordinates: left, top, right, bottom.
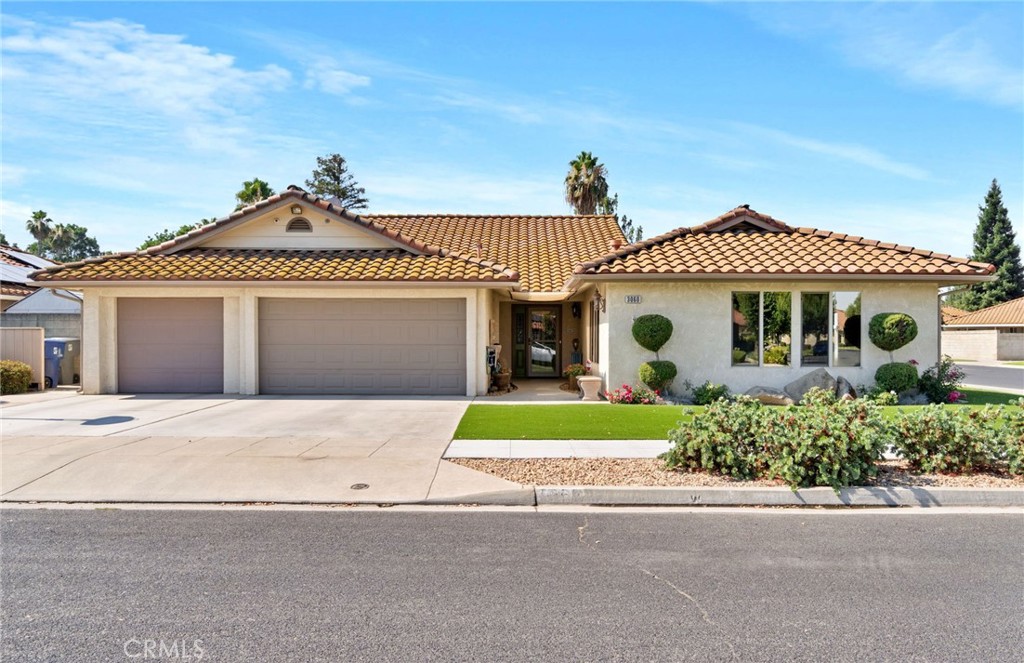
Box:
290, 205, 303, 215
592, 290, 606, 313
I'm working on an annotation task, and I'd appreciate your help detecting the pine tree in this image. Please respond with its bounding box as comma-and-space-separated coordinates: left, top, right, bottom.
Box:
959, 179, 1024, 310
305, 154, 368, 210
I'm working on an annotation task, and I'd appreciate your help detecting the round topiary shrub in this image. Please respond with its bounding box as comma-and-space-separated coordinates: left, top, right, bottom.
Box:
874, 362, 919, 394
843, 315, 861, 348
638, 360, 677, 393
0, 359, 33, 395
869, 312, 918, 359
632, 314, 673, 357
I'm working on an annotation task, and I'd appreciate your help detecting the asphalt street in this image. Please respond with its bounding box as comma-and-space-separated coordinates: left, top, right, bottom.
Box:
2, 508, 1022, 662
960, 363, 1023, 392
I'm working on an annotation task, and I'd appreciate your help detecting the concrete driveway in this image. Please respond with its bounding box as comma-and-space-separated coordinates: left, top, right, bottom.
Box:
0, 393, 529, 505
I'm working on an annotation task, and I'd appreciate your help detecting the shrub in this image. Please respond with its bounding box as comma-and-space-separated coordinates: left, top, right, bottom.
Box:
998, 400, 1024, 476
731, 348, 747, 364
0, 360, 32, 395
843, 315, 862, 347
763, 344, 788, 365
691, 380, 730, 405
605, 384, 661, 404
638, 360, 677, 393
663, 395, 887, 491
918, 355, 965, 404
875, 362, 918, 394
890, 405, 1005, 474
632, 314, 673, 356
871, 390, 899, 406
563, 363, 589, 378
869, 312, 918, 358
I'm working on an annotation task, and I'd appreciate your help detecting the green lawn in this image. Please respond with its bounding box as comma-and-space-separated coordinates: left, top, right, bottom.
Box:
958, 388, 1022, 405
1005, 361, 1024, 367
453, 404, 695, 440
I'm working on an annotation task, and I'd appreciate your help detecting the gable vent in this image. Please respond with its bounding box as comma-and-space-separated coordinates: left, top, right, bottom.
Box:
286, 218, 313, 233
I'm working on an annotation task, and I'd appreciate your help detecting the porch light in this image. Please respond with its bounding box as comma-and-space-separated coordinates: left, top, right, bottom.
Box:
290, 205, 303, 215
593, 290, 606, 313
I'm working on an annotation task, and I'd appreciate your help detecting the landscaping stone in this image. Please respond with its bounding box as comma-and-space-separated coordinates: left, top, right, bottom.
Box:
835, 376, 857, 400
744, 386, 795, 406
898, 392, 930, 406
784, 368, 837, 402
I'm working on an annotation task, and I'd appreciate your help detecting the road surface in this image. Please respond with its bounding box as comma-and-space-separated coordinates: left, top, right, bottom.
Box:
960, 363, 1023, 392
3, 508, 1022, 662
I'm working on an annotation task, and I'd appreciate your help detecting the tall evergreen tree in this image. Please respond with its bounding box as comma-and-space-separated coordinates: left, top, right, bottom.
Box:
305, 153, 369, 210
564, 151, 609, 215
598, 193, 643, 244
958, 179, 1024, 310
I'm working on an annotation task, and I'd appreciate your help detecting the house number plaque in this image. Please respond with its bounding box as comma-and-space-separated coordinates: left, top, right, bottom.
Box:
624, 295, 642, 304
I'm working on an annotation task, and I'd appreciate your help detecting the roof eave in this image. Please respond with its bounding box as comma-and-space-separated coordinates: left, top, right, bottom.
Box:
28, 279, 521, 290
568, 272, 994, 285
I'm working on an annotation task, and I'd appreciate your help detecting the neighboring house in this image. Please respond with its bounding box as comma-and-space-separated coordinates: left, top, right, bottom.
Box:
30, 188, 994, 396
0, 245, 57, 310
0, 287, 82, 338
941, 296, 1024, 361
941, 305, 966, 324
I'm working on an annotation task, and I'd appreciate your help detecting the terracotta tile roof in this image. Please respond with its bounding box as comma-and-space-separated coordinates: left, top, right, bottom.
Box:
941, 305, 967, 324
1, 283, 35, 297
368, 213, 626, 292
576, 206, 994, 281
30, 249, 517, 284
943, 296, 1024, 327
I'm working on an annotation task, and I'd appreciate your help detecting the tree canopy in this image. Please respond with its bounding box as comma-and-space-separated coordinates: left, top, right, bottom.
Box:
305, 153, 368, 210
24, 211, 101, 262
953, 179, 1024, 310
137, 221, 211, 250
598, 193, 643, 244
564, 151, 609, 216
235, 178, 275, 210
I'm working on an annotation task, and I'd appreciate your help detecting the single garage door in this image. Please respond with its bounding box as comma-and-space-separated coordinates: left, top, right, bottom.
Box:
259, 298, 466, 395
117, 298, 224, 393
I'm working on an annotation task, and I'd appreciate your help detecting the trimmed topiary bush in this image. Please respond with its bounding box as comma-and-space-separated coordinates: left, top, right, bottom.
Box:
0, 360, 33, 395
639, 360, 678, 393
874, 362, 919, 394
632, 314, 673, 357
869, 312, 918, 360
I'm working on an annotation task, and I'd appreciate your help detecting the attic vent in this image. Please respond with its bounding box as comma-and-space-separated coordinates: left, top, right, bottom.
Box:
286, 218, 312, 233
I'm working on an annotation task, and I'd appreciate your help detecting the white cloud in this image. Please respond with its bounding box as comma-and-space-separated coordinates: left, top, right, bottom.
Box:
301, 56, 372, 96
732, 123, 929, 181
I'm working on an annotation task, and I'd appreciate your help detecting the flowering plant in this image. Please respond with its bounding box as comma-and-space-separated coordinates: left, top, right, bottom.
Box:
919, 355, 965, 404
563, 363, 590, 378
947, 390, 965, 404
605, 383, 660, 404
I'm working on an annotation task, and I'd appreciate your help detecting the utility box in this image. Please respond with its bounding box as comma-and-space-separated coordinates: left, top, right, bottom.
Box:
43, 337, 81, 388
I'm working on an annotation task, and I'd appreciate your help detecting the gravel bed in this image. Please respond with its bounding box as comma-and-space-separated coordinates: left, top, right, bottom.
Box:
450, 458, 1024, 489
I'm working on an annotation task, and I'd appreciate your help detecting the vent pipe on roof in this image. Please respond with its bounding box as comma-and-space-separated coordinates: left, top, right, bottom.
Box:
610, 239, 623, 251
475, 241, 483, 259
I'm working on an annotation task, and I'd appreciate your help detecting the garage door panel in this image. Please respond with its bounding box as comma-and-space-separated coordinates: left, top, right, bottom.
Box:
259, 298, 466, 395
117, 298, 224, 393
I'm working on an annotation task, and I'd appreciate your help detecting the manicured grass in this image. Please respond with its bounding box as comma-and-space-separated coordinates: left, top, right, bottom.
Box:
1005, 361, 1024, 367
453, 404, 696, 440
958, 388, 1022, 405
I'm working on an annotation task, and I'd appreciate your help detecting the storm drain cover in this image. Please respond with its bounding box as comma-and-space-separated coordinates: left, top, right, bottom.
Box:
350, 483, 370, 490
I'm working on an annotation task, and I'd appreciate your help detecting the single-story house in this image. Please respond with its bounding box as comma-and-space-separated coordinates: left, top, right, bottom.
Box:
30, 187, 994, 396
0, 287, 82, 338
1, 245, 58, 310
941, 296, 1024, 361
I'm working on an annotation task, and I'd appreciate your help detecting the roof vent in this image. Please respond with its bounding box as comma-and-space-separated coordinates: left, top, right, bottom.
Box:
475, 241, 483, 259
610, 239, 623, 251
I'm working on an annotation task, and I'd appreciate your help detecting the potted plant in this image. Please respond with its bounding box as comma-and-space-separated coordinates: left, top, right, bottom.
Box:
563, 362, 589, 391
492, 358, 511, 391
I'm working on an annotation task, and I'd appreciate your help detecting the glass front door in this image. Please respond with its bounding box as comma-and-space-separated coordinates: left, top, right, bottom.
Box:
526, 307, 559, 377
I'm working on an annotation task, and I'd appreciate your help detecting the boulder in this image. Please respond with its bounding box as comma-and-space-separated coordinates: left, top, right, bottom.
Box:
835, 376, 857, 400
784, 368, 837, 403
744, 386, 795, 406
898, 392, 930, 406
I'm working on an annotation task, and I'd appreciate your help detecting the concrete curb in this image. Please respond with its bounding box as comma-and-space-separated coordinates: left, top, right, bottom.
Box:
421, 487, 537, 506
535, 486, 1024, 508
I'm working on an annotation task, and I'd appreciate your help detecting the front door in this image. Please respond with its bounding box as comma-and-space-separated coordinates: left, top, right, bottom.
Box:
513, 306, 560, 378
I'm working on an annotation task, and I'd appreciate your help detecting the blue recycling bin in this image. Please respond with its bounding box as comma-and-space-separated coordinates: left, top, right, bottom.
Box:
44, 340, 65, 389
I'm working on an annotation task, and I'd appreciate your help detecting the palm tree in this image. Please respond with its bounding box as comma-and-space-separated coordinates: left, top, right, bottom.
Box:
235, 178, 275, 210
26, 210, 53, 243
564, 151, 609, 215
47, 224, 72, 259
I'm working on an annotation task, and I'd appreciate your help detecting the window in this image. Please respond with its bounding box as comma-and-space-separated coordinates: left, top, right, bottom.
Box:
286, 217, 312, 232
800, 291, 861, 367
731, 292, 791, 366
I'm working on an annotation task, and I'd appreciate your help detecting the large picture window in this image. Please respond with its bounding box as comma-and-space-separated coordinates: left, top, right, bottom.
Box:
731, 292, 791, 366
800, 291, 861, 367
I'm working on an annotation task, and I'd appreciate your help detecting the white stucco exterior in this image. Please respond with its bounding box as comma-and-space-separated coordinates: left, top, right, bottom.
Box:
79, 285, 497, 397
597, 279, 943, 396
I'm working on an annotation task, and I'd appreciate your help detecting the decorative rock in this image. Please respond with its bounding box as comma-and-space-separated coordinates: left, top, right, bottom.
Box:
898, 392, 930, 406
744, 386, 795, 406
784, 368, 837, 403
835, 376, 857, 400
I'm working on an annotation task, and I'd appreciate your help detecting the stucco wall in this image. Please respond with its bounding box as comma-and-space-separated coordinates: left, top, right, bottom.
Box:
604, 280, 941, 395
79, 286, 495, 396
0, 313, 81, 339
941, 329, 998, 361
997, 332, 1024, 360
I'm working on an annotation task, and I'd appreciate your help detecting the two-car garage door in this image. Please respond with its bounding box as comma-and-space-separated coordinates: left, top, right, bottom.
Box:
258, 298, 466, 395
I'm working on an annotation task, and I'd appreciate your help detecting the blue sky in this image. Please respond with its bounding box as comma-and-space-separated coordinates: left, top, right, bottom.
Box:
1, 1, 1021, 258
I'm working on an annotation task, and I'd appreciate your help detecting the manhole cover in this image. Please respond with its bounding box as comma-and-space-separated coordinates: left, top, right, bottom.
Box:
350, 483, 370, 490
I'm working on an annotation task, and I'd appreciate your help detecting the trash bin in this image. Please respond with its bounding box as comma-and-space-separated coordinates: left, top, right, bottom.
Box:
43, 338, 81, 388
43, 340, 63, 389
